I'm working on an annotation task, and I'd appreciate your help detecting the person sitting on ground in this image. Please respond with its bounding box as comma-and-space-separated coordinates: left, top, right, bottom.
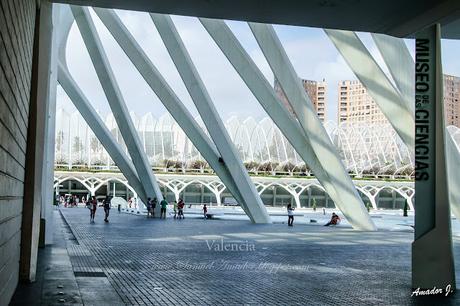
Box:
146, 197, 152, 218
287, 204, 294, 226
177, 198, 185, 219
203, 204, 208, 219
160, 197, 168, 219
324, 212, 340, 226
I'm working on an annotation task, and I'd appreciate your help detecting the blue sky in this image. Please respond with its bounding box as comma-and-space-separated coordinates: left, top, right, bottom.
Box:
58, 9, 460, 123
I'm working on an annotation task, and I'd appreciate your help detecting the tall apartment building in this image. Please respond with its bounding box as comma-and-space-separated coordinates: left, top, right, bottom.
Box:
444, 74, 460, 128
337, 80, 389, 125
338, 76, 460, 128
274, 78, 327, 122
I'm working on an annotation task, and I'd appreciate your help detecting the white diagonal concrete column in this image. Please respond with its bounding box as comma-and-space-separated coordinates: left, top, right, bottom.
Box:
371, 33, 414, 114
58, 63, 148, 202
200, 18, 375, 230
249, 22, 376, 230
150, 14, 270, 223
447, 133, 460, 220
70, 6, 163, 206
325, 29, 414, 151
92, 8, 248, 213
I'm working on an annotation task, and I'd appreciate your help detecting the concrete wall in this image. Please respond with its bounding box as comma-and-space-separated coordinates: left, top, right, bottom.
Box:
0, 0, 37, 304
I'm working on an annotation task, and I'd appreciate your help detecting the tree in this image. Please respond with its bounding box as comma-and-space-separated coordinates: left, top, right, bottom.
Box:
90, 136, 100, 153
72, 136, 83, 153
244, 161, 259, 172
56, 131, 64, 152
279, 162, 296, 174
189, 160, 208, 173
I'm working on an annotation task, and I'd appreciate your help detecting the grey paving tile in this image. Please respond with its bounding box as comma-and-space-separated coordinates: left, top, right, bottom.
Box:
57, 208, 460, 306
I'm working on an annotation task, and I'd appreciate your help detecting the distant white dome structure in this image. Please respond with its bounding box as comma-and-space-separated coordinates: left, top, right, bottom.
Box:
54, 109, 460, 178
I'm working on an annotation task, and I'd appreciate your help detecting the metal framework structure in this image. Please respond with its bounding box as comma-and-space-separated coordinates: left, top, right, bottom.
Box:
52, 5, 460, 231
56, 110, 438, 178
53, 171, 415, 210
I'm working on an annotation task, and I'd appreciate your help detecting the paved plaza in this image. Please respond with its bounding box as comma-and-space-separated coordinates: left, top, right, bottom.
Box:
12, 208, 460, 305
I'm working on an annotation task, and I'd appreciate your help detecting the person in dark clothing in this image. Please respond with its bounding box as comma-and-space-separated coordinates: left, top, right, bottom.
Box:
324, 212, 340, 226
177, 199, 185, 219
152, 198, 157, 218
203, 204, 208, 219
89, 196, 97, 223
160, 197, 168, 219
146, 197, 152, 218
103, 196, 112, 222
287, 204, 294, 226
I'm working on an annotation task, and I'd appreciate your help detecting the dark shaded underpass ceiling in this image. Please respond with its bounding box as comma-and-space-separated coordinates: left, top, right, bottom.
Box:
52, 0, 460, 38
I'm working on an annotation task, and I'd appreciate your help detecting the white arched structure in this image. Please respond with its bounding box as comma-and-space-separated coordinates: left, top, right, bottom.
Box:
55, 110, 456, 179
55, 171, 415, 211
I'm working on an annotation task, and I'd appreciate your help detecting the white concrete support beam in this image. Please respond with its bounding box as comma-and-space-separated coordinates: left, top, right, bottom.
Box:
447, 133, 460, 220
92, 8, 248, 219
325, 29, 414, 151
200, 18, 375, 230
39, 4, 61, 246
40, 3, 71, 246
250, 23, 374, 230
70, 6, 163, 208
371, 33, 414, 114
150, 14, 270, 223
58, 63, 148, 203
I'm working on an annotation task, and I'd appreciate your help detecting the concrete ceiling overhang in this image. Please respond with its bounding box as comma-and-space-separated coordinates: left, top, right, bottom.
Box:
52, 0, 460, 38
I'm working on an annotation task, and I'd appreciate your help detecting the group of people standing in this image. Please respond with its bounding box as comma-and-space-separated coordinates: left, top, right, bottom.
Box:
84, 195, 341, 227
146, 197, 186, 219
59, 194, 85, 208
172, 198, 185, 219
87, 195, 112, 223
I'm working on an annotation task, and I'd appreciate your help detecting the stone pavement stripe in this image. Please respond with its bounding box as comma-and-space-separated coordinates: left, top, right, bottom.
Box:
60, 208, 460, 306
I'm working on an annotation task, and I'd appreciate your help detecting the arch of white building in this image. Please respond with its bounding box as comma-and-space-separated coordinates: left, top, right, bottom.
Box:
54, 171, 414, 211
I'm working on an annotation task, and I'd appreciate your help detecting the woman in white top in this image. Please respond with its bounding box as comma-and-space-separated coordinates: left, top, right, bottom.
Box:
287, 204, 294, 226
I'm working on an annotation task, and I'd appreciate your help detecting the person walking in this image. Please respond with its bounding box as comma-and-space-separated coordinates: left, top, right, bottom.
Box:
287, 204, 294, 226
203, 204, 208, 219
177, 198, 185, 219
146, 197, 152, 218
103, 195, 112, 222
152, 198, 157, 218
173, 201, 178, 219
160, 197, 168, 219
89, 196, 97, 223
